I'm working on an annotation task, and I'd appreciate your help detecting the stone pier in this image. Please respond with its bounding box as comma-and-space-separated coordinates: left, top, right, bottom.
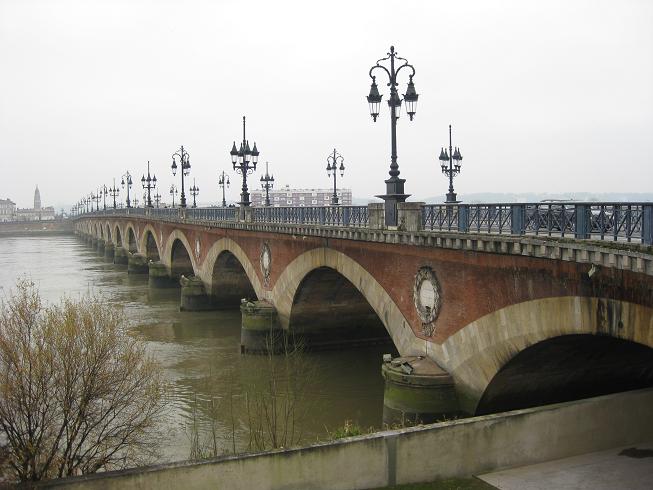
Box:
113, 246, 128, 265
240, 300, 283, 354
382, 355, 461, 424
127, 253, 149, 274
180, 276, 214, 311
104, 242, 115, 260
148, 261, 177, 288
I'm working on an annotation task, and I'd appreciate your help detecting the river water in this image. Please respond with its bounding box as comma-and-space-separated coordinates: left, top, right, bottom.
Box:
0, 235, 391, 462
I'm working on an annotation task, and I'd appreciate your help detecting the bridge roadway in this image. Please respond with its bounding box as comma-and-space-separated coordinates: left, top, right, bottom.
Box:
74, 201, 653, 421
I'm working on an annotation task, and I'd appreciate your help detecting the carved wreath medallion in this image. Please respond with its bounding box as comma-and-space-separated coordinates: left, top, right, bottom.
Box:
413, 266, 441, 331
260, 242, 272, 286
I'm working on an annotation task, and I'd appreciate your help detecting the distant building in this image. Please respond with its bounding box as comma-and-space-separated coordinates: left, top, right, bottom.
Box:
0, 198, 16, 222
251, 185, 352, 207
13, 186, 56, 221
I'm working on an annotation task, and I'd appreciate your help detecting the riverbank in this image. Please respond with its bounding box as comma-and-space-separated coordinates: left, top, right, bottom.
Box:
0, 219, 72, 236
36, 388, 653, 489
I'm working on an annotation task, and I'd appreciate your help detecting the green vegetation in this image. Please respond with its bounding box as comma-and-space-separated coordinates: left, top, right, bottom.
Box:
371, 477, 497, 490
0, 280, 165, 482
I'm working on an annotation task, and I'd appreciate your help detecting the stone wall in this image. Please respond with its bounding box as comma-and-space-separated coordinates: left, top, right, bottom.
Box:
39, 388, 653, 489
0, 219, 72, 236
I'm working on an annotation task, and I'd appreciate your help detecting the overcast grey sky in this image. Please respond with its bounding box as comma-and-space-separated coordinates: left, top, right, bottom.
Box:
1, 0, 651, 209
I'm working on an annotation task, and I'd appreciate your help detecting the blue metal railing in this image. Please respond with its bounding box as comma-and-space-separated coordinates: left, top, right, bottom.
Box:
252, 206, 369, 227
73, 202, 653, 244
186, 207, 237, 222
422, 202, 652, 243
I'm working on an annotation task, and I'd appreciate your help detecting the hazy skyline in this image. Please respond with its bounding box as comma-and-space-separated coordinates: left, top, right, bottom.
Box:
1, 0, 652, 209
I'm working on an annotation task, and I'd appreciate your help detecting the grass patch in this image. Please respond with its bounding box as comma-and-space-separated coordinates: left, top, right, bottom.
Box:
369, 477, 497, 490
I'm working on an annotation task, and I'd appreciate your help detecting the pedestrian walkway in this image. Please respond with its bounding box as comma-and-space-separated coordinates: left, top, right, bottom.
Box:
478, 442, 653, 490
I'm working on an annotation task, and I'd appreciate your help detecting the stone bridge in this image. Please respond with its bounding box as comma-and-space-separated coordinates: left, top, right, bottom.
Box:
74, 202, 653, 420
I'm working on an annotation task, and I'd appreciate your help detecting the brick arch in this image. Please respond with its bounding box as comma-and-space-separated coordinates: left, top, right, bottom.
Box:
271, 247, 423, 356
105, 222, 112, 243
113, 225, 123, 247
124, 222, 139, 253
198, 238, 263, 299
433, 296, 653, 414
139, 224, 161, 261
162, 229, 198, 275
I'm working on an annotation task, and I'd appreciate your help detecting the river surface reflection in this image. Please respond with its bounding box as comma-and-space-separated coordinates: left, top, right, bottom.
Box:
0, 235, 391, 461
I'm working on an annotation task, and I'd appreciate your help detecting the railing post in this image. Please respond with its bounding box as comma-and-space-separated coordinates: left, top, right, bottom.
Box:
574, 204, 590, 239
319, 207, 326, 225
342, 206, 351, 227
368, 203, 385, 230
458, 204, 469, 233
510, 204, 525, 235
643, 204, 653, 245
397, 202, 424, 232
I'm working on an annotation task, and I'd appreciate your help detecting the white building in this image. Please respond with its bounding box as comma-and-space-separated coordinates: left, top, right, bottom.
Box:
12, 186, 56, 221
0, 198, 16, 222
251, 185, 352, 207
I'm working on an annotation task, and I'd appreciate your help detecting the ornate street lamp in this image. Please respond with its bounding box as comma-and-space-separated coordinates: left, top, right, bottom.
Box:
121, 172, 133, 208
218, 170, 230, 207
326, 149, 345, 206
260, 161, 274, 207
189, 179, 199, 208
171, 146, 191, 208
439, 125, 464, 203
108, 179, 120, 209
141, 161, 157, 208
93, 191, 100, 211
170, 184, 178, 207
230, 116, 259, 207
154, 192, 161, 208
102, 185, 108, 210
367, 45, 418, 226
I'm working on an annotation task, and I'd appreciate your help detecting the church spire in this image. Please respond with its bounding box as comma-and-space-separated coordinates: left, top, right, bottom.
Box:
34, 185, 41, 210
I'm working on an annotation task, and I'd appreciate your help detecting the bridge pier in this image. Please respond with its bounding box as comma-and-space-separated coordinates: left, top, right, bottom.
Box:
104, 242, 115, 260
90, 237, 98, 248
97, 238, 105, 254
382, 355, 461, 425
127, 253, 149, 274
113, 246, 128, 265
148, 261, 178, 288
240, 300, 283, 354
180, 276, 214, 311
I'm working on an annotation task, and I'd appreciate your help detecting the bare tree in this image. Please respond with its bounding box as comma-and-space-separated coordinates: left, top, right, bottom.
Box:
0, 280, 165, 482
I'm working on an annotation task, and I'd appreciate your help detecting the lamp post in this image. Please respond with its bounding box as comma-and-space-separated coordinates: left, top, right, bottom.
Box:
154, 192, 161, 208
121, 172, 133, 208
439, 125, 463, 203
141, 161, 157, 208
326, 149, 345, 205
171, 146, 191, 208
108, 179, 120, 209
366, 45, 419, 226
170, 184, 178, 207
102, 185, 107, 210
260, 161, 274, 207
189, 179, 199, 208
218, 170, 230, 207
92, 191, 100, 211
230, 116, 259, 207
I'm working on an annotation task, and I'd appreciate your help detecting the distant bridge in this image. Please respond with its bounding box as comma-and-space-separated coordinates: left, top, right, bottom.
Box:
74, 201, 653, 417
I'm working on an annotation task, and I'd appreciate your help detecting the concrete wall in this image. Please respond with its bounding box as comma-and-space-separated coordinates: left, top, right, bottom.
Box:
40, 388, 653, 489
0, 219, 72, 236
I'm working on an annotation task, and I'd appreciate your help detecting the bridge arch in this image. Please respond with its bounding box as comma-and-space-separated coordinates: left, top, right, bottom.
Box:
105, 223, 112, 243
271, 247, 420, 355
125, 224, 138, 253
199, 238, 262, 303
435, 296, 653, 414
288, 266, 390, 347
163, 230, 198, 278
475, 333, 653, 415
139, 225, 161, 261
114, 225, 123, 247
